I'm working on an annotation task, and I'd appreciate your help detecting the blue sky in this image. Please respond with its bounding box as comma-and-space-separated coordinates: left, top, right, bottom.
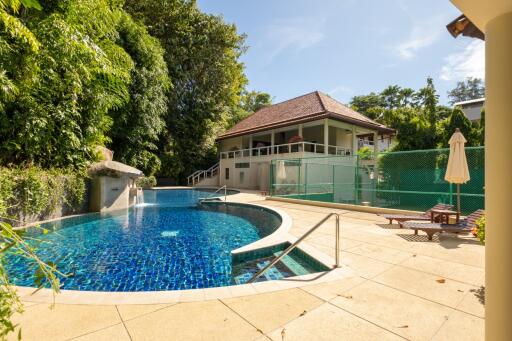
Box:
197, 0, 485, 105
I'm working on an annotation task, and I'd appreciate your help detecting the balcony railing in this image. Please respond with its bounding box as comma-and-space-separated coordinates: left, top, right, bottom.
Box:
357, 139, 375, 149
220, 142, 351, 160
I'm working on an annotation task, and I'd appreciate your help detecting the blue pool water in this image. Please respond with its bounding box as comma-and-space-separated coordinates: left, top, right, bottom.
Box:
6, 189, 281, 291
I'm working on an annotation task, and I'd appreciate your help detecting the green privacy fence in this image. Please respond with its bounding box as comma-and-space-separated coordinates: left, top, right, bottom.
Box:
269, 146, 484, 214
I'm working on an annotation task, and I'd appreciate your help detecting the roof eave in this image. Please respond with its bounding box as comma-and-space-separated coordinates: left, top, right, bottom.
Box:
325, 112, 395, 134
216, 112, 328, 141
216, 112, 394, 141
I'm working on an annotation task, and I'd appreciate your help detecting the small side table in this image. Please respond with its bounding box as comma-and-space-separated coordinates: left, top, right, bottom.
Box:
430, 209, 460, 224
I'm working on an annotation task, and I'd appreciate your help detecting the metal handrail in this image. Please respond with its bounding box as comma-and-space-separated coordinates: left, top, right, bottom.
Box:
247, 212, 340, 283
198, 185, 227, 203
187, 162, 219, 186
187, 170, 202, 185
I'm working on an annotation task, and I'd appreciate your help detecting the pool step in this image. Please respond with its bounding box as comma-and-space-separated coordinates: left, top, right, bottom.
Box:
231, 248, 328, 285
278, 253, 310, 276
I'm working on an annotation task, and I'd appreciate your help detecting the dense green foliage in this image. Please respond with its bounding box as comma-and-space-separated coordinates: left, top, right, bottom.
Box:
227, 90, 272, 128
0, 1, 258, 333
447, 77, 485, 105
0, 167, 86, 221
108, 13, 170, 176
125, 0, 249, 181
0, 0, 266, 182
136, 175, 157, 188
350, 77, 484, 151
356, 146, 373, 160
1, 1, 130, 169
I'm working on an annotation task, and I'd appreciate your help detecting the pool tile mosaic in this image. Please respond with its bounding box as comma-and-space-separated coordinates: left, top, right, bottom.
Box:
6, 190, 281, 291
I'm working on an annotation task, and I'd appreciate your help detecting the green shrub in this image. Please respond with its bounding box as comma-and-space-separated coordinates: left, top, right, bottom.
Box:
357, 147, 374, 160
474, 215, 485, 245
0, 167, 86, 222
136, 176, 157, 189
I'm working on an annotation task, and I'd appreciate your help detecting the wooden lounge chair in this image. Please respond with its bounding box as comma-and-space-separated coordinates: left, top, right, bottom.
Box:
402, 209, 484, 241
379, 203, 454, 227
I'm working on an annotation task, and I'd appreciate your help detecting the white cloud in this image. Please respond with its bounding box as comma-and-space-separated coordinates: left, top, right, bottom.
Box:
328, 85, 354, 102
440, 40, 485, 81
394, 15, 446, 60
396, 28, 440, 59
262, 18, 325, 64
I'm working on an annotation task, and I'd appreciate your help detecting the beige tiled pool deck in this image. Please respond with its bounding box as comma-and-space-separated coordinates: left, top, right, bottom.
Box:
10, 191, 485, 340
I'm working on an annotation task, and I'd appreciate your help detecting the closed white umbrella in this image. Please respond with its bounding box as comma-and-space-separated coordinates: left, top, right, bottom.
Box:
445, 128, 470, 213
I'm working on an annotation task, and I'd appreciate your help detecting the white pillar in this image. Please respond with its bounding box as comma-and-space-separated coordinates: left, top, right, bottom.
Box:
270, 130, 275, 154
485, 12, 512, 341
352, 126, 358, 156
298, 124, 303, 137
373, 131, 379, 156
323, 119, 329, 155
249, 135, 253, 159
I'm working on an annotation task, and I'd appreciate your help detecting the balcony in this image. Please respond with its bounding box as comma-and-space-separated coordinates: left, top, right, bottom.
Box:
220, 142, 352, 160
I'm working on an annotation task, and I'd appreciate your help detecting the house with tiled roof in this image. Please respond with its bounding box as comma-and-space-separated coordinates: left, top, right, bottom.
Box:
188, 91, 394, 190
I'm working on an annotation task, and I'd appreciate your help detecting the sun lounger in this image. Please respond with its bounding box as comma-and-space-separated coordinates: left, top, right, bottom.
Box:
402, 209, 484, 240
379, 203, 454, 227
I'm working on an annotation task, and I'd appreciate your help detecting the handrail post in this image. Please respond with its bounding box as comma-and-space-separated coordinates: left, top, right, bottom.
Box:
198, 185, 227, 204
247, 212, 341, 283
335, 214, 340, 267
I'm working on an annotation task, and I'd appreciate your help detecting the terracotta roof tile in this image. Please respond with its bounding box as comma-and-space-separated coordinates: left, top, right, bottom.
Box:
218, 91, 393, 140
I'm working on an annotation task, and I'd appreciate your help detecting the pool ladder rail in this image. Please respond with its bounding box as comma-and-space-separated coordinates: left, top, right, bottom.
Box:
247, 212, 341, 283
198, 185, 228, 204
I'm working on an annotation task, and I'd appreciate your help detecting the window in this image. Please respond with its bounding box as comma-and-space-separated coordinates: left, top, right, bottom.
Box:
239, 171, 244, 184
235, 162, 250, 169
225, 168, 229, 180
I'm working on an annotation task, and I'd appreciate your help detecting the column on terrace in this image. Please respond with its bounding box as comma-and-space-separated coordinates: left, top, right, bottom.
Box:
323, 119, 329, 155
297, 124, 304, 153
352, 126, 358, 156
248, 134, 253, 159
485, 11, 512, 341
270, 129, 275, 154
373, 131, 379, 156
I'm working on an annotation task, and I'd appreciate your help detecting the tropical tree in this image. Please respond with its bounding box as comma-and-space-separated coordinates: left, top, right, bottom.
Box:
0, 0, 132, 168
382, 107, 438, 151
447, 77, 485, 105
241, 90, 272, 113
0, 0, 41, 52
125, 0, 248, 181
227, 90, 272, 128
349, 77, 484, 151
348, 92, 385, 120
478, 108, 485, 145
108, 13, 171, 176
440, 107, 480, 147
0, 0, 177, 173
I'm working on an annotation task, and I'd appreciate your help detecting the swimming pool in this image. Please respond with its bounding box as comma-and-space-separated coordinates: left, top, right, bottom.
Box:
6, 189, 290, 291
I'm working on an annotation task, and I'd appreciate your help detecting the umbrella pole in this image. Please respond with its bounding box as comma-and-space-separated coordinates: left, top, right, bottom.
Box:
457, 183, 461, 214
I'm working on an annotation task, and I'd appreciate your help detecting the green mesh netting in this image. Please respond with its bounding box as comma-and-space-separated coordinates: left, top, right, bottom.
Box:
269, 147, 484, 214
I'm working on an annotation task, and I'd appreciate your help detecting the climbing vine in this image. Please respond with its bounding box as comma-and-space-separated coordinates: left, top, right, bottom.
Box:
0, 167, 86, 222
